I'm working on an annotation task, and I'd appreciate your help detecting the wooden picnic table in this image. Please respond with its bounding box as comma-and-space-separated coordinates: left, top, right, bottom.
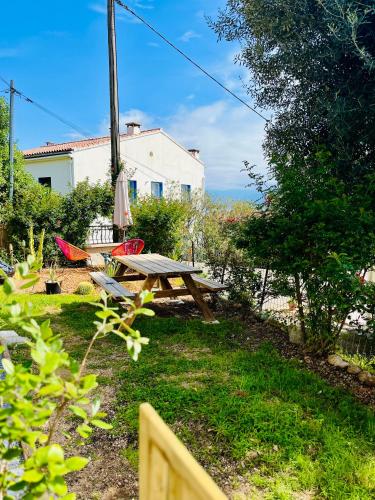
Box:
112, 253, 225, 323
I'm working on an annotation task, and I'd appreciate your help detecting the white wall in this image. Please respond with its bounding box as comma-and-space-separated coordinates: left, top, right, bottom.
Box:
25, 131, 205, 197
25, 155, 73, 195
117, 131, 205, 197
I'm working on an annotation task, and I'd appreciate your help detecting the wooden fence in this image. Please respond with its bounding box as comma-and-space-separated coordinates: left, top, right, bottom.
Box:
139, 403, 227, 500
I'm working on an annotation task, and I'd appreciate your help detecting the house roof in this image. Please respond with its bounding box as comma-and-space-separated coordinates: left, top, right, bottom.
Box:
23, 128, 162, 158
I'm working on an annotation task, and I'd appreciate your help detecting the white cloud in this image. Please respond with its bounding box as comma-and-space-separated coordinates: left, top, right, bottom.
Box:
97, 96, 267, 191
164, 101, 267, 190
147, 42, 160, 48
100, 102, 267, 190
179, 30, 201, 43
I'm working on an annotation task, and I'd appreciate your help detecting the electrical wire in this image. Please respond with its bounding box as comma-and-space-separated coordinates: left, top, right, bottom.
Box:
114, 0, 270, 122
0, 75, 92, 138
0, 75, 178, 183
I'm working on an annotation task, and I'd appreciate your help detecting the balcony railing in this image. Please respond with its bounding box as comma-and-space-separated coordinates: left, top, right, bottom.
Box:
87, 225, 114, 245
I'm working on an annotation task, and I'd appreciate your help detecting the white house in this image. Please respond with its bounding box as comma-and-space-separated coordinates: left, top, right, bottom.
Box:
23, 122, 205, 200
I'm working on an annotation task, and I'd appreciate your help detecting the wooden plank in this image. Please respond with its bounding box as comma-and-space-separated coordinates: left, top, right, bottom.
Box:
114, 254, 202, 278
192, 275, 228, 291
149, 444, 169, 500
182, 274, 217, 323
139, 403, 227, 500
114, 274, 146, 282
153, 288, 213, 299
90, 272, 135, 299
149, 254, 203, 274
125, 276, 157, 327
159, 277, 173, 290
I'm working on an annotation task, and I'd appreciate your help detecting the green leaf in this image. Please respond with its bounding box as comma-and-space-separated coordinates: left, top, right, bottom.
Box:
2, 279, 15, 296
49, 476, 68, 496
3, 448, 22, 460
65, 456, 89, 472
69, 405, 88, 420
8, 481, 27, 491
20, 278, 39, 290
95, 310, 114, 320
134, 307, 155, 317
76, 424, 92, 438
91, 419, 113, 430
38, 383, 63, 396
61, 494, 77, 500
48, 444, 64, 463
80, 374, 97, 391
22, 469, 44, 483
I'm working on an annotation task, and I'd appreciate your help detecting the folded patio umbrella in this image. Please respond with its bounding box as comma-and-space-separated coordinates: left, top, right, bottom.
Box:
114, 169, 133, 230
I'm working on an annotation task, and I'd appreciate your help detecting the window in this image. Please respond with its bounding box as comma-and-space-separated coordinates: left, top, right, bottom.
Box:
151, 181, 163, 198
128, 180, 137, 202
38, 177, 51, 189
181, 184, 191, 200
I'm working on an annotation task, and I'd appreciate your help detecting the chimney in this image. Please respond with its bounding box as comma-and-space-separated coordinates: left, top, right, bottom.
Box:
45, 141, 55, 146
126, 122, 141, 136
188, 148, 200, 160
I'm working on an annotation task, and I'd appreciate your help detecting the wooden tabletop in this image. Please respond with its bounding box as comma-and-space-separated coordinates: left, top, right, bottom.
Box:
114, 253, 202, 278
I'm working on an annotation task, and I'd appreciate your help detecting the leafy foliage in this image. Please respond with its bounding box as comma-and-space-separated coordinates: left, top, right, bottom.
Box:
0, 257, 154, 498
212, 0, 375, 179
127, 195, 189, 259
194, 197, 260, 303
59, 180, 113, 250
212, 1, 375, 352
240, 152, 375, 352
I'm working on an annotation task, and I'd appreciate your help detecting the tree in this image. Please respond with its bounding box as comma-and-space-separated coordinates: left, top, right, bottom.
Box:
211, 0, 375, 180
212, 2, 375, 352
240, 151, 375, 352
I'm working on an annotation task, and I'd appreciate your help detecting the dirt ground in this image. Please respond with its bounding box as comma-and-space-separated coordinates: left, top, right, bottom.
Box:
21, 267, 103, 295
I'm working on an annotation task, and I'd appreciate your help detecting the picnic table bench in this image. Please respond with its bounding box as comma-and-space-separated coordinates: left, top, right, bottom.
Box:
90, 253, 228, 323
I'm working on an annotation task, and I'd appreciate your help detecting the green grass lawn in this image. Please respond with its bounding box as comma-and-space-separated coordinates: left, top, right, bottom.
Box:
2, 294, 374, 499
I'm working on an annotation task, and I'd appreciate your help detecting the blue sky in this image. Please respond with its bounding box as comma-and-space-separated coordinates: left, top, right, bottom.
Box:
0, 0, 267, 200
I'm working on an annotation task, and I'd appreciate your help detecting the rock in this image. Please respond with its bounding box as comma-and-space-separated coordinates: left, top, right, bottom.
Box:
347, 364, 362, 375
0, 330, 27, 346
327, 354, 349, 369
358, 371, 375, 387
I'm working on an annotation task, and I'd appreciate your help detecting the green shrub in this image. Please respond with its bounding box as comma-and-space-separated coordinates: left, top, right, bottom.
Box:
76, 281, 95, 295
128, 195, 189, 258
194, 197, 260, 304
59, 180, 113, 249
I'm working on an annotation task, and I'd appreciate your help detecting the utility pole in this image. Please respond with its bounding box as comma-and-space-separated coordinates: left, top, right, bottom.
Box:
9, 80, 15, 203
107, 0, 121, 186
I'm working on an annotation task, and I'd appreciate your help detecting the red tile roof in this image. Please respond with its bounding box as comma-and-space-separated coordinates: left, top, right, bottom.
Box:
23, 129, 162, 158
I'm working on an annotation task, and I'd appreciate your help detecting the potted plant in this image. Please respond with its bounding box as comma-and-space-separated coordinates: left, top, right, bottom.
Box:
45, 262, 62, 295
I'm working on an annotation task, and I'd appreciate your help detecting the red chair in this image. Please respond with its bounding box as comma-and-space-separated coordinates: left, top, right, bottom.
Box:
55, 237, 90, 262
111, 238, 145, 257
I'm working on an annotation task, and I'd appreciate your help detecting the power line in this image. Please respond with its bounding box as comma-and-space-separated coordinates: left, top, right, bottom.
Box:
0, 75, 177, 183
0, 75, 92, 138
114, 0, 270, 122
